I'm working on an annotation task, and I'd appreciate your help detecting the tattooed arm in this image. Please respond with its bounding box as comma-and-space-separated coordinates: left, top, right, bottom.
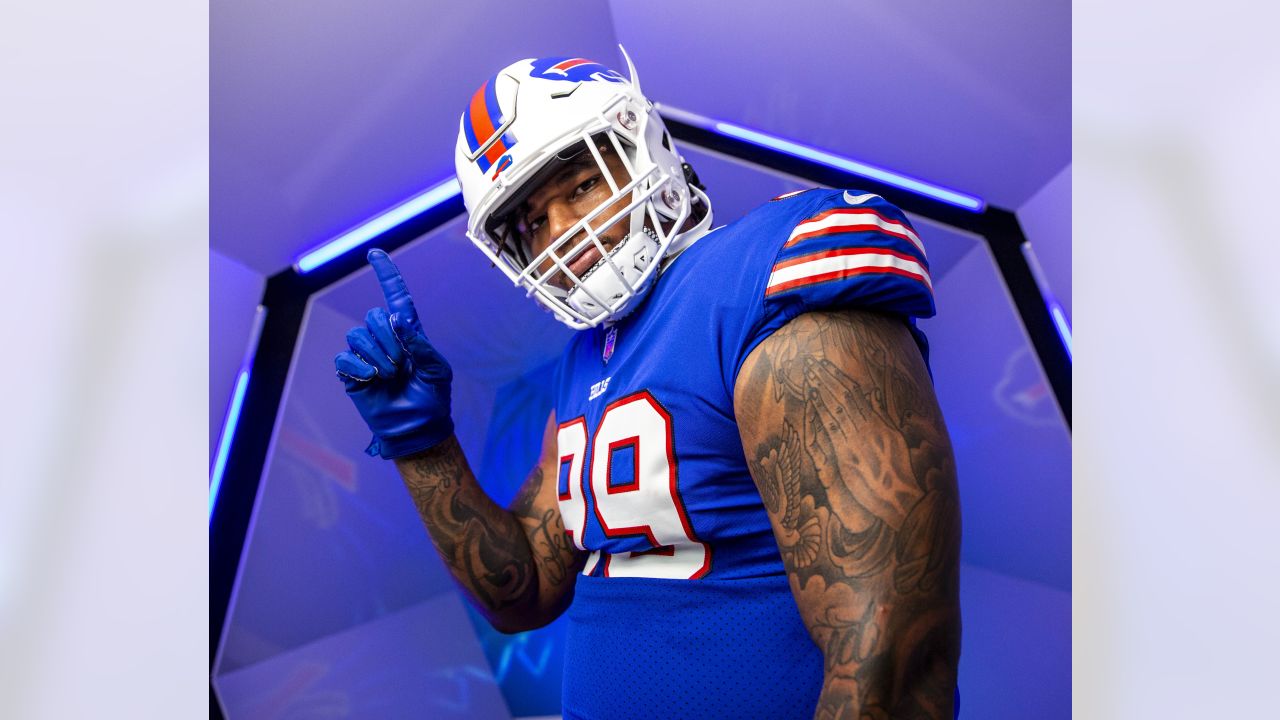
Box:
394, 411, 586, 633
735, 310, 961, 719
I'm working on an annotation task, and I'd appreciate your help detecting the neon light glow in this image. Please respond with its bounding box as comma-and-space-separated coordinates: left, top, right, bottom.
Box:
210, 369, 249, 520
1050, 303, 1072, 360
712, 122, 985, 212
296, 176, 462, 273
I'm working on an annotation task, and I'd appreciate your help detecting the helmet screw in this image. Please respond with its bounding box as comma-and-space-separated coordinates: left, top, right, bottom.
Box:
661, 187, 681, 208
617, 110, 638, 130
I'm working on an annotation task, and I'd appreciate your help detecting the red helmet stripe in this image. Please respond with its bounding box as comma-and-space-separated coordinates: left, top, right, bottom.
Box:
468, 79, 511, 168
552, 58, 592, 72
484, 136, 508, 166
467, 82, 496, 147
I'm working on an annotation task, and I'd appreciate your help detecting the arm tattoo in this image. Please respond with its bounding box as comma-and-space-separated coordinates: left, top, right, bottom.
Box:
398, 437, 536, 614
738, 311, 961, 719
509, 466, 582, 595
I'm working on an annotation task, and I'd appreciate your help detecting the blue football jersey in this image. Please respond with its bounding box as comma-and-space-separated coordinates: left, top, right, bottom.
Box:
552, 189, 934, 719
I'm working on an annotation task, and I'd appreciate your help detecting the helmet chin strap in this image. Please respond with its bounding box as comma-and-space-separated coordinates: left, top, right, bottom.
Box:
566, 225, 659, 323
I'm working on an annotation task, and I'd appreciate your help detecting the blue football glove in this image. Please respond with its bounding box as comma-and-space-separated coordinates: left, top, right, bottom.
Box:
335, 249, 454, 459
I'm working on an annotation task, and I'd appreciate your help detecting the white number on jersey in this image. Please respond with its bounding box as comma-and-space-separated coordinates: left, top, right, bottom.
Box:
556, 390, 711, 579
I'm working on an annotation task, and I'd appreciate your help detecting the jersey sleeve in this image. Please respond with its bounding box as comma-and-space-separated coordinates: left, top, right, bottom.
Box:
737, 190, 936, 372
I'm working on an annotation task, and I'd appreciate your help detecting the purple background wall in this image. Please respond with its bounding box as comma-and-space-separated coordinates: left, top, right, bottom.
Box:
958, 563, 1071, 716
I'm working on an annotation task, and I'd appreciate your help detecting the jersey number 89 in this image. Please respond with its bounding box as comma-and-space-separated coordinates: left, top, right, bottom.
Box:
556, 390, 711, 579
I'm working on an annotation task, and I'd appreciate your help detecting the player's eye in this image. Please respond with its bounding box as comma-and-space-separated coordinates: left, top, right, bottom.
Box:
572, 176, 600, 198
526, 215, 546, 236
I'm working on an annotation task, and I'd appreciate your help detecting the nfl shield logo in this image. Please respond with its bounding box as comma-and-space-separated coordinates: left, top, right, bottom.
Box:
602, 326, 617, 364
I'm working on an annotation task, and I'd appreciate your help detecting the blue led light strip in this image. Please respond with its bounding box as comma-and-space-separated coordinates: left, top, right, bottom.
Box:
1017, 242, 1071, 363
295, 176, 463, 273
210, 305, 266, 521
210, 369, 249, 519
711, 121, 985, 212
1050, 303, 1072, 360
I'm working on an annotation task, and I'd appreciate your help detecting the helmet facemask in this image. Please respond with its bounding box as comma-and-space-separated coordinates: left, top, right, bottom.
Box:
458, 53, 711, 330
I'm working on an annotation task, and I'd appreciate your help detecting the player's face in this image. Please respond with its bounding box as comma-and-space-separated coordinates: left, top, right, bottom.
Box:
517, 143, 634, 290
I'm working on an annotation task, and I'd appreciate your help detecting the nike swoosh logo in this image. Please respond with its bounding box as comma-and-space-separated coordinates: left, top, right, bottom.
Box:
844, 191, 880, 205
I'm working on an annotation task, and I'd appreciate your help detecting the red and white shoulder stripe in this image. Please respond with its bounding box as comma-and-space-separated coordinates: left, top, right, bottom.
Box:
783, 206, 926, 259
766, 192, 931, 298
766, 247, 931, 297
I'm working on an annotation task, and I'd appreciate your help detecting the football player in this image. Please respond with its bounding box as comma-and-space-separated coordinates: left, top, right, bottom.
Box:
336, 51, 961, 719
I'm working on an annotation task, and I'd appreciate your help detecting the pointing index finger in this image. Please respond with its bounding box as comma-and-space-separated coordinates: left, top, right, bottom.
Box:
367, 249, 419, 324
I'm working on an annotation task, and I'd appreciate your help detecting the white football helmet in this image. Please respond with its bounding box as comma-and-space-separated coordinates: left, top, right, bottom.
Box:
454, 48, 712, 329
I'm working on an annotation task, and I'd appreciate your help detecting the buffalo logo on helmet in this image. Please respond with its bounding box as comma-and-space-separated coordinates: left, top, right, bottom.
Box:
529, 56, 625, 84
490, 154, 514, 179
